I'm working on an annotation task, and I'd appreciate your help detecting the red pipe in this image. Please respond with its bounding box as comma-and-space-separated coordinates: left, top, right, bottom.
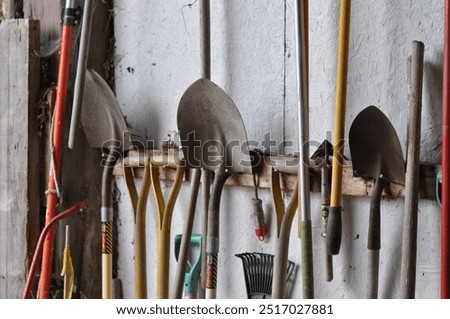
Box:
23, 200, 89, 299
442, 0, 450, 299
39, 5, 77, 299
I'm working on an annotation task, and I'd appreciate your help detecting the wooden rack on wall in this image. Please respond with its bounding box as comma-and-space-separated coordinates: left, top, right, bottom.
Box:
113, 150, 441, 201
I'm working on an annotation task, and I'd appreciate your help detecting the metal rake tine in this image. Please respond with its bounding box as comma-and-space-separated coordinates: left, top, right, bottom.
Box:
268, 253, 274, 296
250, 253, 258, 296
244, 253, 256, 297
236, 253, 251, 298
257, 253, 264, 295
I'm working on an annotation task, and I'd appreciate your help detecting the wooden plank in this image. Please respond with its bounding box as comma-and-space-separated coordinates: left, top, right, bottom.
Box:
0, 19, 40, 299
23, 0, 115, 298
1, 0, 15, 18
114, 150, 440, 201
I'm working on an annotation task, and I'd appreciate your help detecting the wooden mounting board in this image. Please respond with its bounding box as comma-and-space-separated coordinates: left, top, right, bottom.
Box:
114, 150, 440, 201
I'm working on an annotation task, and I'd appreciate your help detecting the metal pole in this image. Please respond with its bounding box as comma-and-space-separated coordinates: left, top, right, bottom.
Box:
294, 0, 314, 298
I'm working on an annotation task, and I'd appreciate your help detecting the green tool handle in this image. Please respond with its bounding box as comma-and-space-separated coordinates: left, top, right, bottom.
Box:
301, 220, 314, 298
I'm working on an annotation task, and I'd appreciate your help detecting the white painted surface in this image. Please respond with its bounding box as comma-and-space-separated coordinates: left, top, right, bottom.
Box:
113, 0, 443, 298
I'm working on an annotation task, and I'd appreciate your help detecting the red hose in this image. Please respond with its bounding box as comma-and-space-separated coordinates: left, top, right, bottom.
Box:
23, 200, 89, 299
39, 20, 75, 298
442, 0, 450, 299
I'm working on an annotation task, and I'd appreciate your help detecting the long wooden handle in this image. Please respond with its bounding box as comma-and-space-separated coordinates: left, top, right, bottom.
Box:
367, 249, 380, 299
327, 0, 352, 256
200, 0, 211, 79
321, 165, 333, 282
399, 41, 424, 299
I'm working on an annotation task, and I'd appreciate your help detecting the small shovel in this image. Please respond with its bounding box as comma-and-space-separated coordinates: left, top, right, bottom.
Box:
349, 105, 405, 299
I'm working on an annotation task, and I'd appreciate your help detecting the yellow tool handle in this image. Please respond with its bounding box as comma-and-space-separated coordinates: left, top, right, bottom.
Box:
270, 169, 285, 237
153, 164, 185, 299
328, 0, 352, 255
134, 163, 152, 299
123, 166, 139, 215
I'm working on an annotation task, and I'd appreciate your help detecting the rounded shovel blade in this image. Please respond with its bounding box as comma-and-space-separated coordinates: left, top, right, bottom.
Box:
349, 105, 405, 185
81, 69, 131, 150
177, 78, 251, 175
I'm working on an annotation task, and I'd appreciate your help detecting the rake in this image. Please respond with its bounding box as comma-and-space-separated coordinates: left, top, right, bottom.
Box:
235, 252, 295, 299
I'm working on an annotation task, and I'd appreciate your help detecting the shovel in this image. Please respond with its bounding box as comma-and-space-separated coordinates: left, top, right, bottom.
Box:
178, 79, 251, 299
177, 0, 252, 299
80, 69, 131, 299
349, 105, 405, 299
172, 0, 209, 299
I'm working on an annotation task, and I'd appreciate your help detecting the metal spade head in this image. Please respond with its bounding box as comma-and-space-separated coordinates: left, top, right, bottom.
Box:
349, 105, 405, 185
177, 78, 251, 176
81, 69, 131, 151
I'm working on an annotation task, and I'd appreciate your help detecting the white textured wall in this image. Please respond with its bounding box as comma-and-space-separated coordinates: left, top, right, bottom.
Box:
113, 0, 443, 298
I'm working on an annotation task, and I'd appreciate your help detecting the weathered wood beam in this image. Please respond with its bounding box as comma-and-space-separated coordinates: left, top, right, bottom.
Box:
0, 19, 40, 299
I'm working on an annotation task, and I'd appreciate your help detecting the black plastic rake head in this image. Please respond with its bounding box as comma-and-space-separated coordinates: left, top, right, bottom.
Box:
235, 252, 295, 299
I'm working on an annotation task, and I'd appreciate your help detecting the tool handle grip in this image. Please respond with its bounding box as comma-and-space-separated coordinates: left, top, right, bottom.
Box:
326, 206, 342, 255
301, 220, 314, 298
252, 198, 266, 240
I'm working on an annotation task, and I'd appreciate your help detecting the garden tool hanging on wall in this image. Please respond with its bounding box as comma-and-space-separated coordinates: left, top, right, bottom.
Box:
327, 0, 352, 260
177, 0, 252, 299
250, 150, 266, 241
311, 140, 334, 282
174, 234, 203, 299
349, 106, 405, 299
269, 156, 298, 299
122, 157, 152, 299
399, 41, 425, 299
39, 0, 83, 299
236, 252, 295, 299
78, 69, 132, 299
150, 156, 185, 299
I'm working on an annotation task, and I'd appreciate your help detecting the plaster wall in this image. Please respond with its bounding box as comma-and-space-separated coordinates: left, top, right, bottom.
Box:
113, 0, 443, 298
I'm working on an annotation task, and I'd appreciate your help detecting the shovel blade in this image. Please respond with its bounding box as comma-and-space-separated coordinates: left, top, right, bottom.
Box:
349, 106, 405, 185
177, 78, 251, 175
81, 69, 131, 150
